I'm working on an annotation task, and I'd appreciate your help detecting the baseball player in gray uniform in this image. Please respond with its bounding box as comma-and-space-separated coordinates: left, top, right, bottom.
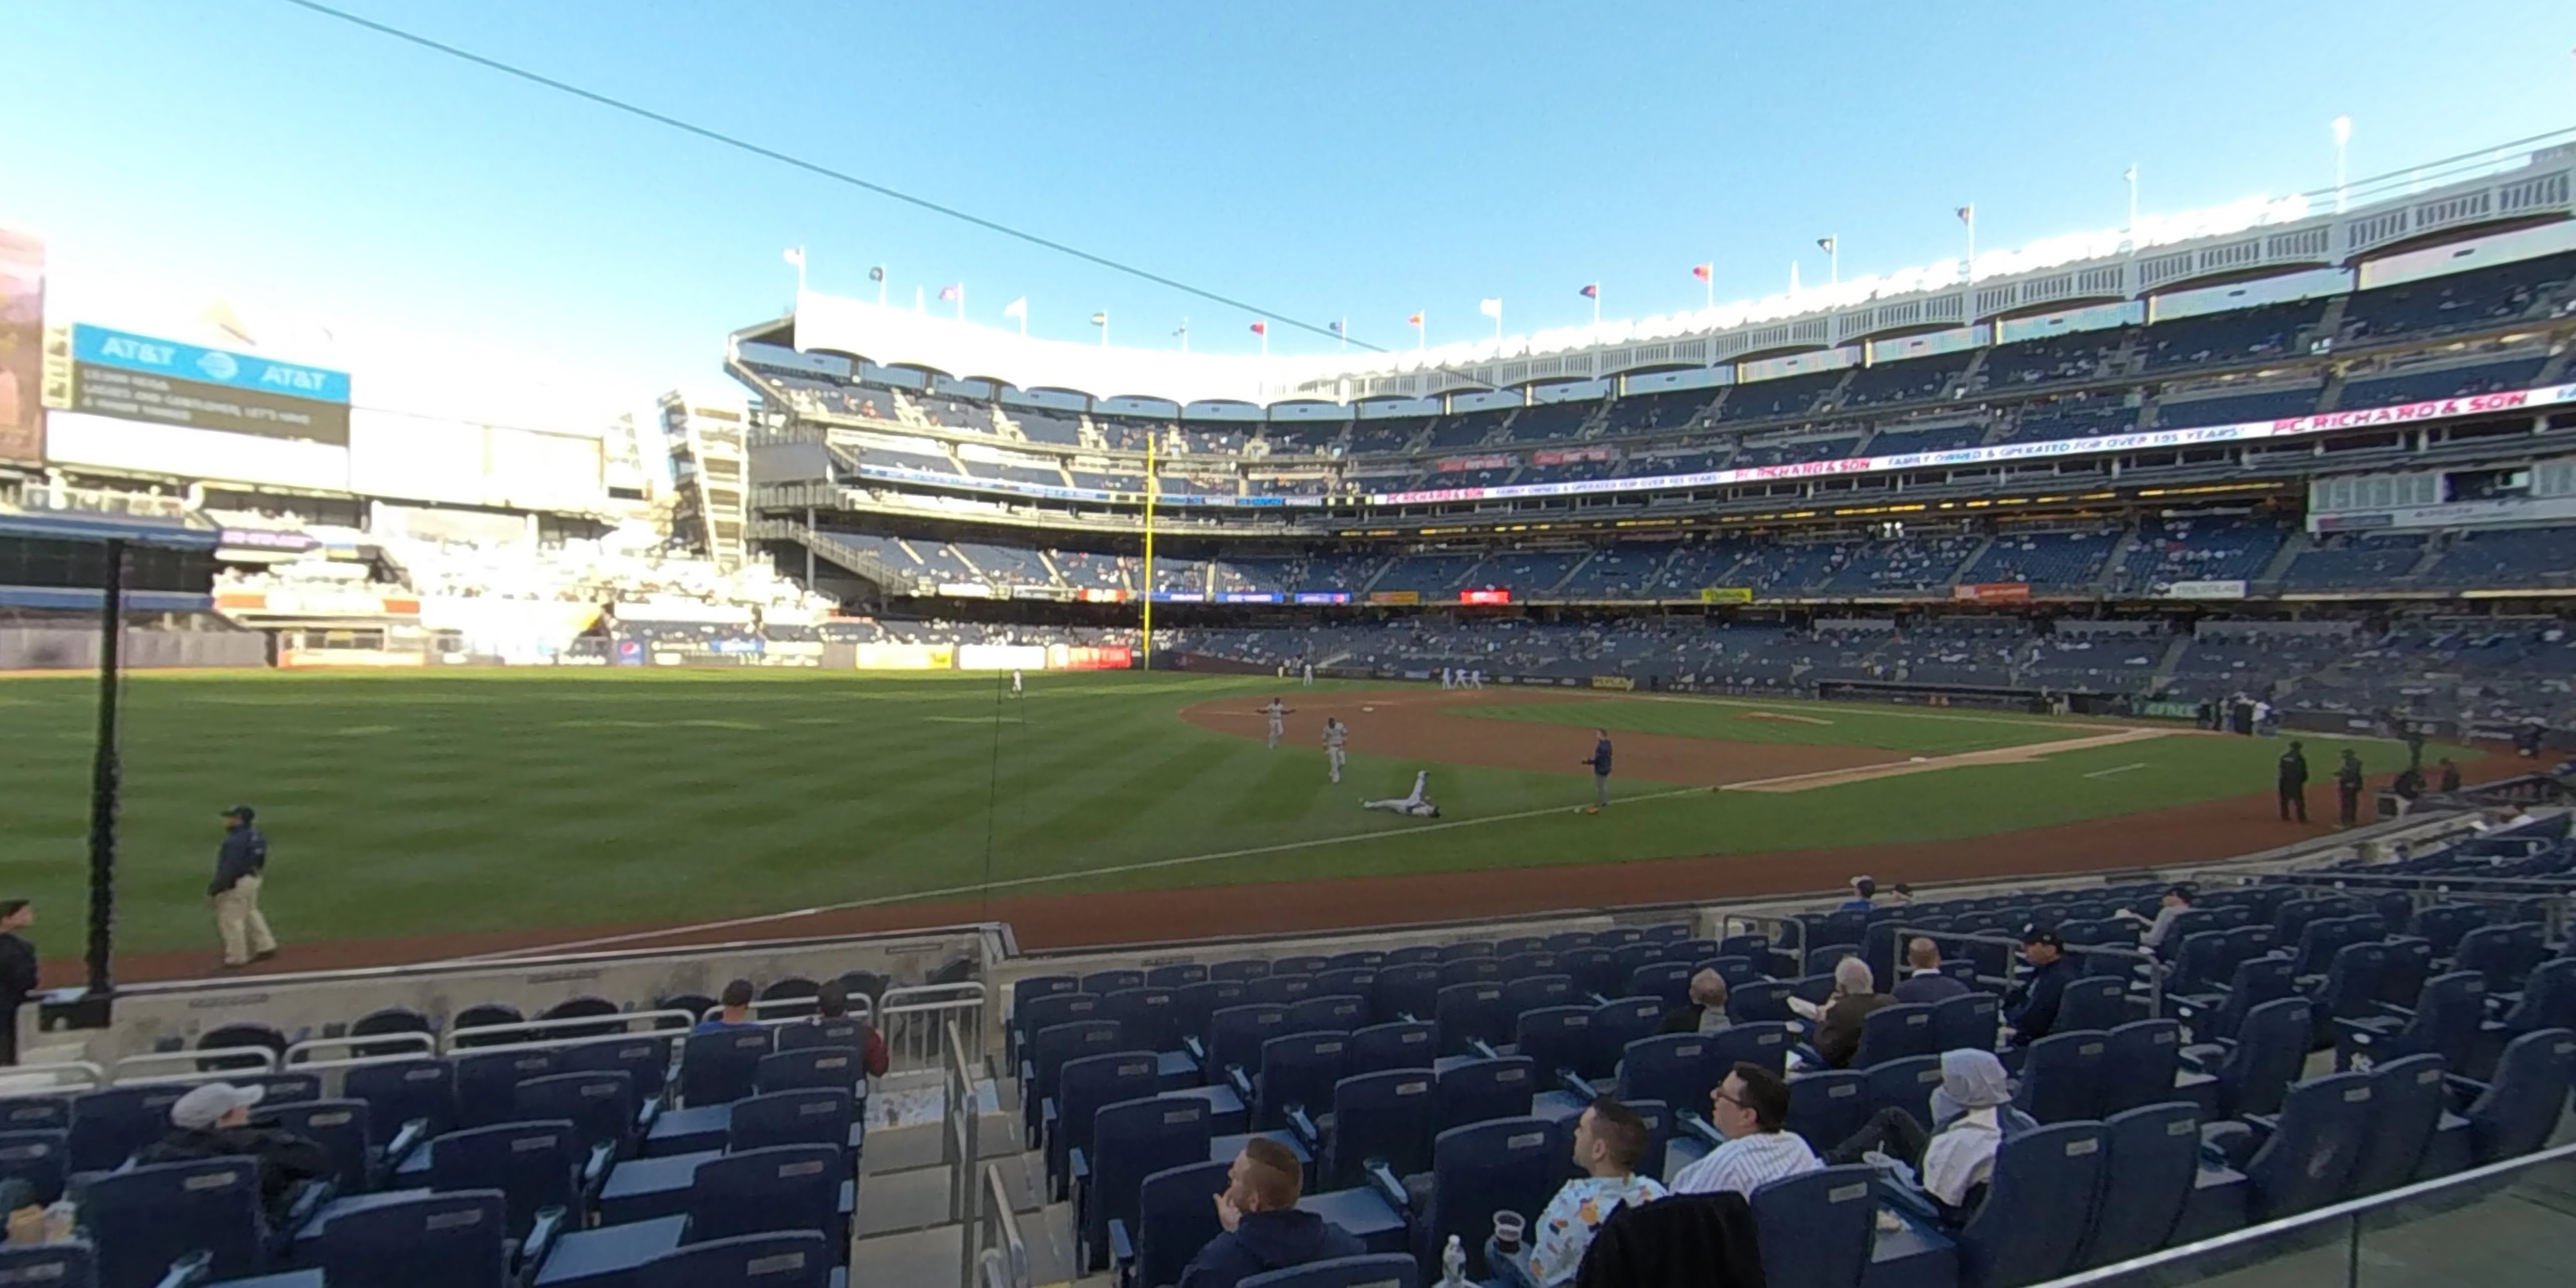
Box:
1263, 697, 1293, 749
1362, 770, 1440, 818
1323, 717, 1348, 783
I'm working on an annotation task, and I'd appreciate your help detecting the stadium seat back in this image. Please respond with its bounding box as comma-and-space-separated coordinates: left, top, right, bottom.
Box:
1210, 959, 1271, 985
2244, 1071, 2374, 1221
2013, 1030, 2108, 1125
2496, 959, 2576, 1037
1080, 969, 1145, 996
0, 1097, 67, 1134
1750, 1165, 1876, 1288
1347, 1021, 1436, 1076
1540, 932, 1594, 954
1325, 1070, 1436, 1190
0, 1130, 67, 1207
2076, 1103, 2198, 1269
1326, 951, 1387, 972
1500, 973, 1573, 1019
1240, 1255, 1422, 1288
1255, 1032, 1351, 1130
1511, 1007, 1593, 1086
1017, 993, 1103, 1047
680, 1027, 775, 1109
1583, 998, 1663, 1079
1083, 1096, 1214, 1271
1245, 975, 1317, 1007
2411, 904, 2484, 957
1433, 1057, 1535, 1135
66, 1084, 188, 1175
1614, 1033, 1722, 1118
2058, 977, 2132, 1032
456, 1049, 562, 1128
1852, 1002, 1935, 1069
561, 1033, 676, 1101
267, 1099, 374, 1195
1929, 993, 2000, 1054
350, 1007, 436, 1059
1498, 952, 1560, 979
1624, 964, 1694, 1011
1727, 980, 1798, 1026
1173, 981, 1252, 1044
2375, 938, 2433, 1009
638, 1231, 833, 1288
727, 1088, 854, 1156
1369, 965, 1440, 1026
515, 1071, 636, 1162
319, 1188, 509, 1288
1433, 983, 1509, 1057
1146, 964, 1209, 990
2099, 1019, 2185, 1117
1955, 1122, 2106, 1288
345, 1058, 456, 1146
1311, 971, 1377, 1013
1704, 1021, 1794, 1076
1285, 994, 1367, 1038
2457, 923, 2548, 993
78, 1159, 264, 1288
1027, 1019, 1125, 1137
1051, 1050, 1157, 1191
1436, 958, 1502, 990
2218, 997, 2312, 1119
2464, 1028, 2576, 1163
2347, 1055, 2446, 1197
689, 1144, 843, 1245
0, 1245, 93, 1288
1865, 1056, 1944, 1127
1416, 1118, 1559, 1281
757, 1047, 865, 1097
1011, 974, 1080, 1021
1784, 1070, 1869, 1156
428, 1120, 580, 1240
1133, 1159, 1231, 1288
1206, 1006, 1288, 1078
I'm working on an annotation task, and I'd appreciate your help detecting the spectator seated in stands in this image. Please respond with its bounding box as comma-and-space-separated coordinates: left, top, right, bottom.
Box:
2003, 929, 2072, 1050
1662, 970, 1730, 1034
2115, 884, 2196, 958
811, 981, 889, 1077
134, 1082, 332, 1225
1495, 1098, 1669, 1288
1671, 1063, 1822, 1196
1177, 1136, 1362, 1288
1791, 957, 1893, 1070
694, 978, 761, 1034
1892, 938, 1970, 1005
1821, 1049, 2034, 1220
1839, 875, 1878, 912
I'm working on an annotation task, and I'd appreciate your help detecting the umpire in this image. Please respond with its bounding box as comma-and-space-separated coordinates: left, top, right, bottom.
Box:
2276, 741, 2309, 822
210, 805, 279, 970
2334, 750, 2367, 827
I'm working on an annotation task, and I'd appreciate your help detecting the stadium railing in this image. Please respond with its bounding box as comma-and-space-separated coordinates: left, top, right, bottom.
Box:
1894, 928, 2166, 1016
886, 982, 989, 1074
973, 1160, 1030, 1288
435, 1009, 699, 1057
943, 1019, 981, 1234
109, 1047, 280, 1083
2027, 1137, 2576, 1288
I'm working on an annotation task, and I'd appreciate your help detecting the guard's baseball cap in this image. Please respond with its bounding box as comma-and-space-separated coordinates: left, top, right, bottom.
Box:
170, 1082, 263, 1130
220, 805, 256, 823
2020, 927, 2066, 950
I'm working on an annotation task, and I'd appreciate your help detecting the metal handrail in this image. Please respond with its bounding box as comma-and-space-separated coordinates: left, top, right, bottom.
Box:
439, 1009, 698, 1055
701, 995, 876, 1024
972, 1162, 1030, 1288
2030, 1137, 2576, 1288
434, 1025, 682, 1065
286, 1032, 437, 1066
946, 1017, 982, 1287
0, 1061, 106, 1093
884, 983, 988, 1073
112, 1047, 278, 1080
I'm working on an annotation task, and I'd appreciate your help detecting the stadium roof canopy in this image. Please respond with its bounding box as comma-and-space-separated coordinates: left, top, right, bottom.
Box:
777, 129, 2576, 412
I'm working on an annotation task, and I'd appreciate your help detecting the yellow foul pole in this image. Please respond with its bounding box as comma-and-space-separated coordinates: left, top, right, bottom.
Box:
1140, 431, 1157, 670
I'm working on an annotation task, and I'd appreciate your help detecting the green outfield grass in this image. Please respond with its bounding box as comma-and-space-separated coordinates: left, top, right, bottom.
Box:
1455, 692, 2103, 754
0, 671, 2414, 958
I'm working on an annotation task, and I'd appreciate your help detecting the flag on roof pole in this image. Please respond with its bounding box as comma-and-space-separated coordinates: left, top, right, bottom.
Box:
1693, 262, 1713, 311
1091, 311, 1109, 347
1175, 319, 1189, 353
939, 282, 963, 321
1818, 236, 1839, 286
1329, 319, 1346, 351
1409, 311, 1424, 352
1957, 204, 1977, 283
1580, 283, 1599, 326
1002, 296, 1028, 335
782, 246, 805, 295
1251, 320, 1268, 356
868, 264, 886, 306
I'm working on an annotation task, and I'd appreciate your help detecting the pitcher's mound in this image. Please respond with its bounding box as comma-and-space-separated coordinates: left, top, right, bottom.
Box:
1740, 711, 1833, 727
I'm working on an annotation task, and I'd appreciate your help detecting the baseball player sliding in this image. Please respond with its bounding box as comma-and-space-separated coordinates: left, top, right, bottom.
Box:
1362, 770, 1441, 818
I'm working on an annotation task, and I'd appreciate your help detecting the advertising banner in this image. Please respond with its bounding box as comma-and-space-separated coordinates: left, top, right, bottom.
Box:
66, 323, 351, 445
1050, 644, 1134, 671
956, 643, 1047, 670
0, 228, 41, 464
1700, 587, 1755, 604
1951, 583, 2034, 604
1292, 592, 1353, 605
1458, 589, 1513, 605
852, 643, 953, 670
278, 648, 425, 669
1078, 588, 1132, 603
1435, 454, 1514, 473
1217, 592, 1284, 604
1531, 446, 1614, 466
1590, 675, 1636, 691
2156, 579, 2249, 601
1367, 591, 1421, 606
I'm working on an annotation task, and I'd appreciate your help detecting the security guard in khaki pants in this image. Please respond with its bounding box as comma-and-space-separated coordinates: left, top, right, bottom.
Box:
210, 805, 278, 970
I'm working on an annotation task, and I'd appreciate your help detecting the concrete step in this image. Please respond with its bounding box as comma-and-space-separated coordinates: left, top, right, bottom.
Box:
859, 1149, 1049, 1237
848, 1200, 1082, 1288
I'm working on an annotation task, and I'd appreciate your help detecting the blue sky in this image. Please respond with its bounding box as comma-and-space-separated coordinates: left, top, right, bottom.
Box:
5, 0, 2572, 408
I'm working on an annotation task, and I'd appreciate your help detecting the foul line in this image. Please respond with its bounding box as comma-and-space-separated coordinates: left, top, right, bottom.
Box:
436, 783, 1717, 964
2084, 762, 2150, 779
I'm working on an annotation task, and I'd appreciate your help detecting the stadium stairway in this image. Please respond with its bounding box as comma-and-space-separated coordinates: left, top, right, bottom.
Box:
849, 1066, 1079, 1288
1945, 535, 1997, 591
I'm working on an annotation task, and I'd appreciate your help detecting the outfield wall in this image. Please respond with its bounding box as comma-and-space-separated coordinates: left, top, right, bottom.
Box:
0, 627, 267, 670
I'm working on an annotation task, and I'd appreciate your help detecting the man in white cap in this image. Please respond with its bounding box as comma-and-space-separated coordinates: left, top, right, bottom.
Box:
136, 1082, 332, 1221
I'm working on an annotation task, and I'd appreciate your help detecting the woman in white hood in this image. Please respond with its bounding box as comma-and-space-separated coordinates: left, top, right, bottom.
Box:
1824, 1048, 2038, 1214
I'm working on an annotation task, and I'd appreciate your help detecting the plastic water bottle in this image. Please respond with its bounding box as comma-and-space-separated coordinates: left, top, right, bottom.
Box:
1441, 1234, 1467, 1286
41, 1199, 74, 1244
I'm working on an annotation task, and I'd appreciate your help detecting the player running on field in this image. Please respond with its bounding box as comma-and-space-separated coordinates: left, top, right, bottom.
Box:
1362, 770, 1440, 818
1262, 697, 1294, 748
1323, 718, 1348, 784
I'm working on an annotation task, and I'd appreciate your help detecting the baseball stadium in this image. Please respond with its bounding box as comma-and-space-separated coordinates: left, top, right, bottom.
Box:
4, 7, 2576, 1288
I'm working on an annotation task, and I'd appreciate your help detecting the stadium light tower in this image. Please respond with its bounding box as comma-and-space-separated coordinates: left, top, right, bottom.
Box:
2333, 116, 2354, 212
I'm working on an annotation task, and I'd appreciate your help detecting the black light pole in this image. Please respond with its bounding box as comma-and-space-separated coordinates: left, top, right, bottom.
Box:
83, 538, 125, 1001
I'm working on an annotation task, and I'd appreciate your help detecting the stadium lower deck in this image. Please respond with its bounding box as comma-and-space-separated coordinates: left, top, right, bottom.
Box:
9, 783, 2572, 1288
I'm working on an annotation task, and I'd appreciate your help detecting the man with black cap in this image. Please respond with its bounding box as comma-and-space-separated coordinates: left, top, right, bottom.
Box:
0, 901, 34, 1066
2334, 750, 2367, 827
2002, 928, 2072, 1049
2276, 741, 2309, 823
211, 805, 278, 970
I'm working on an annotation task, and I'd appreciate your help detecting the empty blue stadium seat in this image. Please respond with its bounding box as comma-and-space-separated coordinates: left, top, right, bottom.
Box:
1083, 969, 1146, 996
2458, 1027, 2576, 1163
344, 1058, 455, 1147
1928, 993, 1999, 1054
1433, 983, 1510, 1057
1370, 965, 1440, 1025
1434, 1057, 1536, 1135
2336, 970, 2486, 1071
1956, 1123, 2107, 1288
1784, 1070, 1871, 1156
2184, 996, 2311, 1119
80, 1158, 266, 1288
1240, 1254, 1421, 1288
1318, 1070, 1435, 1191
2348, 1054, 2447, 1197
1749, 1164, 1876, 1288
1289, 995, 1368, 1038
1346, 1021, 1436, 1076
1174, 981, 1253, 1045
1096, 988, 1179, 1053
679, 1029, 774, 1109
429, 1120, 580, 1241
317, 1189, 509, 1288
1615, 1034, 1723, 1120
1050, 1050, 1158, 1200
757, 1047, 866, 1098
2057, 978, 2132, 1032
638, 1231, 832, 1288
2237, 1071, 2375, 1220
0, 1129, 66, 1206
1510, 1007, 1593, 1086
1254, 1033, 1352, 1131
1404, 1118, 1560, 1281
728, 1089, 853, 1156
689, 1145, 844, 1248
2099, 1020, 2192, 1117
0, 1096, 68, 1134
2014, 1031, 2108, 1124
0, 1245, 93, 1288
1852, 1003, 1936, 1069
2075, 1103, 2199, 1269
563, 1032, 676, 1101
1583, 999, 1664, 1080
1705, 1022, 1794, 1076
1865, 1056, 1945, 1128
1024, 1020, 1125, 1146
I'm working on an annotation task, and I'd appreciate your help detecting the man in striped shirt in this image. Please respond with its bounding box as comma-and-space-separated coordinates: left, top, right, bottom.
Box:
1671, 1063, 1821, 1197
